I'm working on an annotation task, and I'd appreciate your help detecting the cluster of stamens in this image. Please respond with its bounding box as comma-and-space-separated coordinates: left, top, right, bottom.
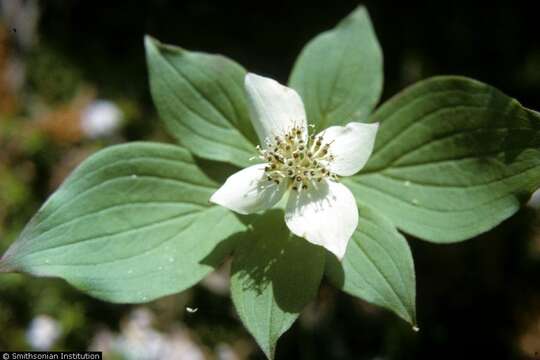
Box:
256, 125, 338, 191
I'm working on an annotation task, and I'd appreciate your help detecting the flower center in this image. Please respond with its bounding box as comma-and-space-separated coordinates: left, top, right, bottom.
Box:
256, 126, 338, 191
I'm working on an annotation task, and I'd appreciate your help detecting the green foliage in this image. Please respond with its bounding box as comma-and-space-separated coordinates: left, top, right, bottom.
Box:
27, 45, 83, 105
0, 143, 244, 302
349, 76, 540, 242
230, 211, 325, 359
2, 5, 540, 359
289, 6, 383, 129
145, 36, 258, 168
326, 204, 416, 325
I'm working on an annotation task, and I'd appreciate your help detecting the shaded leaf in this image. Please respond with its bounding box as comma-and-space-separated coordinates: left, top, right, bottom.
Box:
230, 210, 325, 359
349, 76, 540, 242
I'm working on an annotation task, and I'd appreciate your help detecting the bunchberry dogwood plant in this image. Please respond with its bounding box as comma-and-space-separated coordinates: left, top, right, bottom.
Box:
211, 73, 378, 259
1, 6, 539, 359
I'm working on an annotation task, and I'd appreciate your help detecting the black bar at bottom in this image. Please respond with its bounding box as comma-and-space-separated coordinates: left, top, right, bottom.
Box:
0, 352, 102, 360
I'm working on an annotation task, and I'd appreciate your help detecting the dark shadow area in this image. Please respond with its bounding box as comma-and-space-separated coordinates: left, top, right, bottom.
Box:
199, 228, 245, 270
482, 86, 540, 164
194, 155, 240, 185
406, 206, 540, 360
324, 249, 345, 289
229, 209, 325, 313
272, 206, 540, 360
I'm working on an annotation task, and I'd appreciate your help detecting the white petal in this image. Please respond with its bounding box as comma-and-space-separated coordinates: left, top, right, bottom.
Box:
245, 73, 307, 146
317, 122, 379, 176
210, 164, 287, 215
285, 180, 358, 259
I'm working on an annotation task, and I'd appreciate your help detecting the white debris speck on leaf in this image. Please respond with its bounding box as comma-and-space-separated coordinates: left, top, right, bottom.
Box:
412, 325, 420, 332
26, 315, 62, 351
186, 307, 198, 313
80, 100, 123, 138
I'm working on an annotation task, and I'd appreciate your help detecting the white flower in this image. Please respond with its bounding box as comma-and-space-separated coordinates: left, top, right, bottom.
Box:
528, 188, 540, 209
81, 100, 123, 138
26, 315, 62, 351
210, 73, 379, 259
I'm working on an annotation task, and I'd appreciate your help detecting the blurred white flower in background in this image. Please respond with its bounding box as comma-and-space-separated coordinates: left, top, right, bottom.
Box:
26, 314, 62, 351
200, 261, 231, 296
528, 188, 540, 209
80, 99, 123, 138
215, 343, 241, 360
90, 308, 206, 360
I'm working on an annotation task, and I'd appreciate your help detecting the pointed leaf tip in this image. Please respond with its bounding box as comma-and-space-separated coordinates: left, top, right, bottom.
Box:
143, 34, 159, 51
143, 34, 154, 44
326, 203, 416, 325
289, 4, 383, 129
230, 211, 325, 359
350, 5, 368, 17
1, 142, 245, 302
145, 36, 258, 167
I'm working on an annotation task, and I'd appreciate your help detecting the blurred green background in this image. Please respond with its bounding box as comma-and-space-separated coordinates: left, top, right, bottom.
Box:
1, 1, 540, 359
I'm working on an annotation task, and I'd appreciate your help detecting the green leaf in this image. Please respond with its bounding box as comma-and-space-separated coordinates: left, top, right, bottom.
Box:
230, 210, 325, 359
145, 36, 258, 168
326, 204, 416, 326
348, 76, 540, 243
289, 6, 383, 130
0, 142, 245, 302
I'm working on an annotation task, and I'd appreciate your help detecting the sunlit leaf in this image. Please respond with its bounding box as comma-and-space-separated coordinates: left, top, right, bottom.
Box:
145, 36, 257, 168
326, 204, 416, 325
0, 143, 245, 302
